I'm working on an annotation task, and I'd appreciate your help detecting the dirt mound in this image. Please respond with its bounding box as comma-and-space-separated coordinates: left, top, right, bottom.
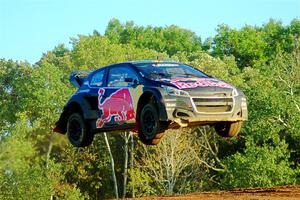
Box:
128, 185, 300, 200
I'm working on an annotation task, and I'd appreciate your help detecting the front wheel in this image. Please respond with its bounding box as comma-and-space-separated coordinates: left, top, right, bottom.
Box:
67, 113, 94, 147
138, 104, 165, 145
214, 121, 242, 137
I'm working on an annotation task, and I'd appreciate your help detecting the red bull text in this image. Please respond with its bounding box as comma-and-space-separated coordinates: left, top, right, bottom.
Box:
166, 77, 233, 89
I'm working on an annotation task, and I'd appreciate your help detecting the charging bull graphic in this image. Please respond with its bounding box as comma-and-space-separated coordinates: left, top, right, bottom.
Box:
96, 88, 135, 128
162, 77, 233, 89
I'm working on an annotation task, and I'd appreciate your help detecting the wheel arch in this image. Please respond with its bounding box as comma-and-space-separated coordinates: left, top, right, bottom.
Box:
136, 89, 168, 122
54, 101, 85, 134
66, 101, 84, 117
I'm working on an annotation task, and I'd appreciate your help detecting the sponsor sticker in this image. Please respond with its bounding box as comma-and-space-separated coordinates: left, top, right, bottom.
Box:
152, 63, 179, 67
163, 77, 232, 89
96, 88, 135, 128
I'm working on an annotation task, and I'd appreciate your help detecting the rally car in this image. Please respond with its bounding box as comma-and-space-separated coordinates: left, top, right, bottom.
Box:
53, 61, 248, 147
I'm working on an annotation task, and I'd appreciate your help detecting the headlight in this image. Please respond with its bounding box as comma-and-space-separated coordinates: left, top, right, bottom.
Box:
241, 97, 247, 108
232, 88, 239, 97
161, 85, 190, 97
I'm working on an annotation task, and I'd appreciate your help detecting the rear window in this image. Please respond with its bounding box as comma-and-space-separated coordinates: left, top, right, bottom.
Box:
90, 70, 104, 86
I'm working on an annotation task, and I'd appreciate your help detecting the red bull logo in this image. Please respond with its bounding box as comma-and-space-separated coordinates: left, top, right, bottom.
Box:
96, 88, 135, 128
164, 77, 232, 89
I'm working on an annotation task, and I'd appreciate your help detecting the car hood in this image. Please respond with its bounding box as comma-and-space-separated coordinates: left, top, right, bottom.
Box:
159, 77, 232, 89
159, 77, 234, 96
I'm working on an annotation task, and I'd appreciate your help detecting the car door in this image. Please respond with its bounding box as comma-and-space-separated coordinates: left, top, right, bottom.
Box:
85, 68, 107, 122
95, 64, 143, 129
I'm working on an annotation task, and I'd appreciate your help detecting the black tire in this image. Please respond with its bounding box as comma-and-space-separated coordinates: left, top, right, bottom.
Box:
138, 103, 165, 145
214, 121, 242, 137
67, 113, 94, 147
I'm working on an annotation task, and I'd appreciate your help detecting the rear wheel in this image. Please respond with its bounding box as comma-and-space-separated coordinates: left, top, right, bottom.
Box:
67, 113, 94, 147
214, 121, 242, 137
138, 103, 166, 145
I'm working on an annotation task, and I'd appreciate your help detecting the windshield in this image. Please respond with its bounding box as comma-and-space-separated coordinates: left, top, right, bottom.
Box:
135, 63, 209, 80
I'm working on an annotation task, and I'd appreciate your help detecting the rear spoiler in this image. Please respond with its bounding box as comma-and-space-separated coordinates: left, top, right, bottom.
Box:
69, 70, 91, 88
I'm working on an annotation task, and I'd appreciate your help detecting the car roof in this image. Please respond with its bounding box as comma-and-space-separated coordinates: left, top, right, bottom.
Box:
125, 60, 181, 65
93, 60, 182, 72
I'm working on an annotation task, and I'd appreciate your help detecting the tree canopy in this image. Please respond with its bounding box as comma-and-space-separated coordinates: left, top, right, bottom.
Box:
0, 18, 299, 199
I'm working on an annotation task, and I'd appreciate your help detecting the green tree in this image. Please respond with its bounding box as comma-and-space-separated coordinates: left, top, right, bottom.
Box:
220, 140, 297, 189
0, 60, 32, 127
105, 19, 202, 56
211, 19, 300, 68
218, 48, 300, 189
212, 24, 267, 68
1, 18, 300, 199
71, 35, 168, 69
0, 114, 85, 200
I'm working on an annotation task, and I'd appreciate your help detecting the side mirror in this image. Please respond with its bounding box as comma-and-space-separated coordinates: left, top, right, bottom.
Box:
124, 77, 134, 83
125, 78, 139, 87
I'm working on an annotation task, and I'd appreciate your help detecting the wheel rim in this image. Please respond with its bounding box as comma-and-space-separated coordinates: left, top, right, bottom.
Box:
216, 122, 230, 132
69, 118, 82, 141
142, 109, 156, 137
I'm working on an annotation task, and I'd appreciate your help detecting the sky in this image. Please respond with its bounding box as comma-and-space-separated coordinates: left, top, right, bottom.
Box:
0, 0, 299, 64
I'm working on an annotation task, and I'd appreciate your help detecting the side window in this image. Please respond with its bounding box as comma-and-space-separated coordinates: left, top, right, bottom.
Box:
108, 66, 138, 87
90, 70, 104, 87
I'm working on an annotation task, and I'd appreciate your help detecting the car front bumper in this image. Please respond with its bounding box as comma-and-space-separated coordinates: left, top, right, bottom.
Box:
162, 94, 248, 125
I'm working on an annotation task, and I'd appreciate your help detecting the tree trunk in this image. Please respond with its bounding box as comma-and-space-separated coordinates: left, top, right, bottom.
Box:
46, 136, 53, 200
122, 132, 130, 198
130, 132, 135, 198
104, 132, 119, 199
46, 139, 53, 168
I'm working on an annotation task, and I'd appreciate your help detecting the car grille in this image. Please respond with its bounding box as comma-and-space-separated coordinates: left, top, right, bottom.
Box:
192, 97, 234, 113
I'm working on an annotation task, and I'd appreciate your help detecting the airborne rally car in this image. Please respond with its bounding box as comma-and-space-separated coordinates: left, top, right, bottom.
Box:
54, 61, 248, 147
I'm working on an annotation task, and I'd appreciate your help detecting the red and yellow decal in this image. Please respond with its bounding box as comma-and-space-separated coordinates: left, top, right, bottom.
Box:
96, 88, 135, 128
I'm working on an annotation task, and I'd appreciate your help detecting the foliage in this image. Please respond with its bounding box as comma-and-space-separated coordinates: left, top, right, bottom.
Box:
0, 114, 85, 200
210, 19, 300, 68
58, 134, 114, 199
105, 18, 202, 56
217, 22, 300, 189
0, 60, 32, 126
0, 18, 299, 199
71, 35, 168, 69
129, 128, 225, 196
220, 140, 297, 189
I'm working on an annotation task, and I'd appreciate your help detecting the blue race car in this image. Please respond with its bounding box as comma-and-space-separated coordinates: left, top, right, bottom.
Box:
54, 61, 247, 147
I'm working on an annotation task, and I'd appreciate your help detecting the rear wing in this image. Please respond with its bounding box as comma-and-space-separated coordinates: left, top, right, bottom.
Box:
69, 70, 91, 88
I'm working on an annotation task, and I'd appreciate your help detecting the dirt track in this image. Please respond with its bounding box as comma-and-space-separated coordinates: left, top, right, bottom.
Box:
128, 185, 300, 200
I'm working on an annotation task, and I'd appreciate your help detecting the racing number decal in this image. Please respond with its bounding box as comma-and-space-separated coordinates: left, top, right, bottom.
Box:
96, 88, 135, 128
